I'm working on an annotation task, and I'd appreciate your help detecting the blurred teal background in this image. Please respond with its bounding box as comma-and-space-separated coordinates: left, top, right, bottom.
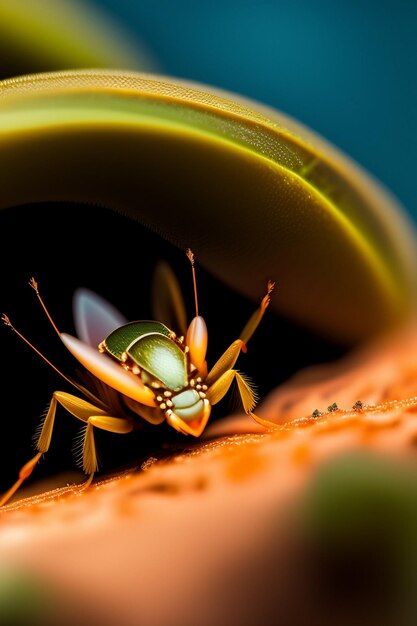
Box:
92, 0, 417, 220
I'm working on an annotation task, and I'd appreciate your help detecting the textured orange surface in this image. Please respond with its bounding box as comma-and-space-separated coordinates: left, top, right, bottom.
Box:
2, 324, 417, 625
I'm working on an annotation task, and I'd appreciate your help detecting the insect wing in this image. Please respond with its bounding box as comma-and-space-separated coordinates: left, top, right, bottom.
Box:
152, 261, 187, 336
74, 288, 127, 348
105, 321, 172, 361
61, 333, 156, 406
127, 333, 187, 392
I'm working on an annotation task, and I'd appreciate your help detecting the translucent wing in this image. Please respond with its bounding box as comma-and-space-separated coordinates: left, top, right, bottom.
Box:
152, 261, 187, 336
61, 333, 155, 407
73, 288, 127, 348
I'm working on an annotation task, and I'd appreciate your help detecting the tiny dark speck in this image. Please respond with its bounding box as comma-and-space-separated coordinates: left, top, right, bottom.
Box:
327, 402, 338, 412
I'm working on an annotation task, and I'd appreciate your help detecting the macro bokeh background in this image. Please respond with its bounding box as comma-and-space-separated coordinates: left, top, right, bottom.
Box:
1, 0, 415, 218
91, 0, 417, 219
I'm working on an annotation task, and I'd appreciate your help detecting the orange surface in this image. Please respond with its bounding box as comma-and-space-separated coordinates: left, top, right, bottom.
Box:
2, 323, 417, 625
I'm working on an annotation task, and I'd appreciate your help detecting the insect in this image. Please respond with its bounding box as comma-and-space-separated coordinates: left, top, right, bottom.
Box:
0, 250, 274, 506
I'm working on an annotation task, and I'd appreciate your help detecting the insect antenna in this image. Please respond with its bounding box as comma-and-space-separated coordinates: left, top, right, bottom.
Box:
2, 313, 79, 391
29, 277, 60, 337
186, 248, 199, 317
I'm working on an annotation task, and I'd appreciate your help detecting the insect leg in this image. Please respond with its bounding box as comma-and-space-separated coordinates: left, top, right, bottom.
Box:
48, 394, 133, 476
0, 394, 61, 506
239, 280, 275, 345
0, 392, 132, 507
206, 339, 245, 385
206, 369, 279, 430
87, 415, 133, 434
0, 452, 43, 507
206, 282, 274, 387
78, 415, 133, 476
207, 369, 257, 412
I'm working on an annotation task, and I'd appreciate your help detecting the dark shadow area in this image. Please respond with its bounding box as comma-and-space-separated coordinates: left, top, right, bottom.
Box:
0, 202, 343, 488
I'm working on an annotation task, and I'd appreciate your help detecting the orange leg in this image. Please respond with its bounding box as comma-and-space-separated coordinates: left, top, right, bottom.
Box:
0, 392, 133, 507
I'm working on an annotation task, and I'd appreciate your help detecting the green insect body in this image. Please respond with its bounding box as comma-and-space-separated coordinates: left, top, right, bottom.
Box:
101, 325, 207, 423
0, 253, 274, 507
